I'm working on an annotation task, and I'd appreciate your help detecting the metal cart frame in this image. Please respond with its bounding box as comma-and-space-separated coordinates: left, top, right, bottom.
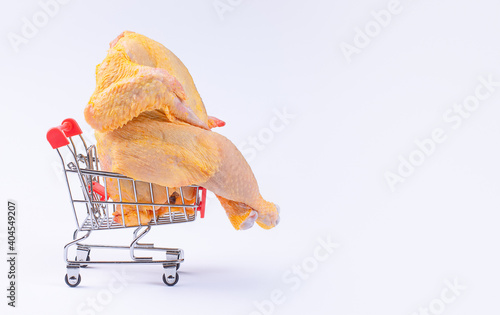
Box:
47, 118, 207, 287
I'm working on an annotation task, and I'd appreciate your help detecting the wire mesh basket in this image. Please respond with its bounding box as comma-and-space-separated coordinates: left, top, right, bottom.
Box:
47, 118, 207, 287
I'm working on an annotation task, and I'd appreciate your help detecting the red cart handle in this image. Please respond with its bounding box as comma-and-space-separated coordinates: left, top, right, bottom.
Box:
197, 187, 207, 218
47, 118, 83, 149
88, 181, 108, 201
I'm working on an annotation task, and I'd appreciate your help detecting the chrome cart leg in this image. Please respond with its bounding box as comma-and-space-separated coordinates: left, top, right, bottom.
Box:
64, 230, 91, 264
176, 249, 184, 270
76, 246, 91, 268
130, 226, 153, 261
65, 265, 81, 287
132, 226, 154, 247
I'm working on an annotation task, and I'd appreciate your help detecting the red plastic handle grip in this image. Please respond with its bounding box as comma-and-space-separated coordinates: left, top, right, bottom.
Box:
60, 118, 83, 137
197, 187, 207, 218
88, 181, 108, 201
47, 127, 69, 149
47, 118, 83, 149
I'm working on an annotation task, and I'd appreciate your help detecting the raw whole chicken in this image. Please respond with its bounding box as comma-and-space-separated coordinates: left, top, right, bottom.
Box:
85, 31, 279, 230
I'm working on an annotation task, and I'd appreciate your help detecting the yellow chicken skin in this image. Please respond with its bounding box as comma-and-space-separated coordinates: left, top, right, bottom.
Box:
86, 32, 279, 230
85, 31, 209, 132
95, 111, 279, 229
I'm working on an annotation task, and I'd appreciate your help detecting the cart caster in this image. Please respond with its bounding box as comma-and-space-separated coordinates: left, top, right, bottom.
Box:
76, 247, 91, 268
65, 274, 81, 287
166, 251, 182, 270
162, 273, 179, 286
75, 255, 90, 268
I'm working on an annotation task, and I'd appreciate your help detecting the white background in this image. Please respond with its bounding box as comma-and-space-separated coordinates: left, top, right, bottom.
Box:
1, 0, 500, 314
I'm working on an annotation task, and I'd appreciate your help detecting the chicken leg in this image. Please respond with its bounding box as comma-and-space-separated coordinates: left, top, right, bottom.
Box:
96, 111, 279, 229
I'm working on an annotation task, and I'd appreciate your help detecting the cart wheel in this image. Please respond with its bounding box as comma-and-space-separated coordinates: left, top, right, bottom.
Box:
162, 272, 179, 286
65, 274, 81, 287
75, 255, 90, 268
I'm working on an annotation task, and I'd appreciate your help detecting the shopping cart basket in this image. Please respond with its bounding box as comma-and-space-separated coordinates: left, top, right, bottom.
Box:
47, 118, 207, 287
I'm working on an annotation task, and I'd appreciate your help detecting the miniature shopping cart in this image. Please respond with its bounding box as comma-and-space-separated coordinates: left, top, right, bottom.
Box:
47, 118, 207, 287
